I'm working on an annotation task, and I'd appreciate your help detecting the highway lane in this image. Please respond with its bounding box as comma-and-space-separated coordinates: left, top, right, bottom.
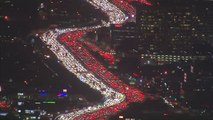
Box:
40, 0, 151, 119
41, 28, 126, 120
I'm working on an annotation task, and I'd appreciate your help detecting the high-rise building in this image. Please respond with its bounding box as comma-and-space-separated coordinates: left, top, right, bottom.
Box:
110, 22, 139, 53
136, 0, 213, 65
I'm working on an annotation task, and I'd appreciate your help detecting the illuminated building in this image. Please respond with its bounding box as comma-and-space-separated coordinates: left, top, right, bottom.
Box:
110, 22, 139, 53
136, 1, 213, 65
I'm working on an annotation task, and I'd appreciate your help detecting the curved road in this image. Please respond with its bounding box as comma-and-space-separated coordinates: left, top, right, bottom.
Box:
40, 0, 151, 119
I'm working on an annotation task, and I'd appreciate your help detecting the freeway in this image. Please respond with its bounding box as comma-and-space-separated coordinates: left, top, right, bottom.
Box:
40, 0, 151, 119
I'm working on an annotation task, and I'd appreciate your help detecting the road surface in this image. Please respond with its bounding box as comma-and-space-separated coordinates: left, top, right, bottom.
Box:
40, 0, 151, 119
